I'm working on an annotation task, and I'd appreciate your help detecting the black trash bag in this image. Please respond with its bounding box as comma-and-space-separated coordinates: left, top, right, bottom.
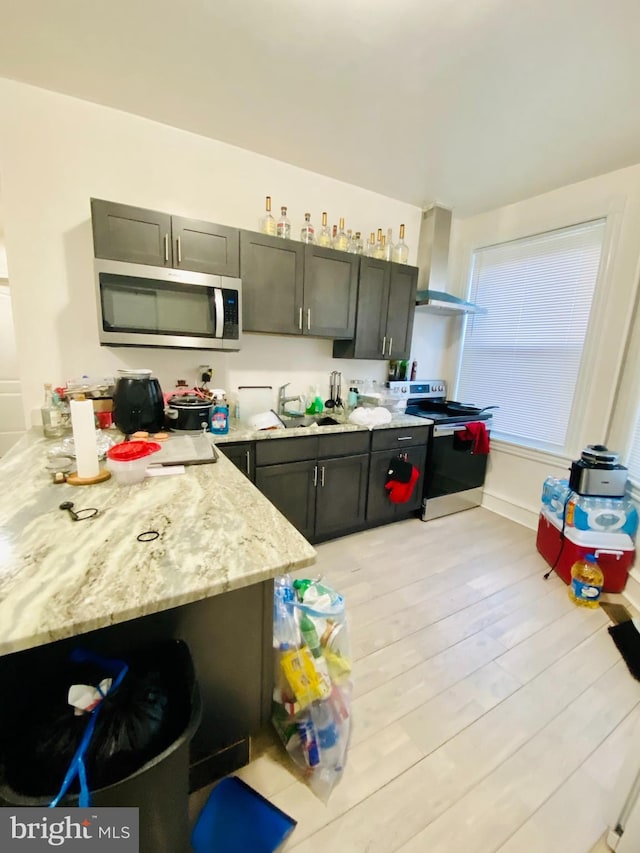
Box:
1, 640, 192, 799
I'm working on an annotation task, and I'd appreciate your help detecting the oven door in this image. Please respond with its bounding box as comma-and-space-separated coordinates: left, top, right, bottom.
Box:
422, 422, 490, 521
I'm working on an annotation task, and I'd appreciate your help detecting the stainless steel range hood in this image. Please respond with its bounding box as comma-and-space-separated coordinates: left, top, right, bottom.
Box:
415, 205, 486, 316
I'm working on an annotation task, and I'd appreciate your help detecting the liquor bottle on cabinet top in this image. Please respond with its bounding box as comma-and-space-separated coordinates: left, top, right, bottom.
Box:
385, 227, 394, 261
317, 212, 332, 247
367, 231, 376, 257
260, 195, 276, 236
300, 212, 315, 244
346, 229, 357, 254
276, 206, 291, 239
332, 224, 337, 245
354, 231, 364, 254
334, 217, 349, 251
374, 228, 385, 259
392, 224, 409, 263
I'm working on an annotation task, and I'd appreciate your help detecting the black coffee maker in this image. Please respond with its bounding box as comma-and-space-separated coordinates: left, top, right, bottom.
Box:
113, 369, 165, 434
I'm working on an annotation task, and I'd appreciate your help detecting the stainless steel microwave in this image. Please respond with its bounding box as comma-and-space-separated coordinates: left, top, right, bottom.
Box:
94, 259, 242, 350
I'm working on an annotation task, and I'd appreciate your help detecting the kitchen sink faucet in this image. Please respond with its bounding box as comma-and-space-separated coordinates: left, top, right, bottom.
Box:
278, 383, 302, 416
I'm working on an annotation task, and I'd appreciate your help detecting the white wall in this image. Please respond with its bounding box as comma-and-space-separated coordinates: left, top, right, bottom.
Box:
0, 280, 26, 456
0, 77, 438, 424
447, 164, 640, 526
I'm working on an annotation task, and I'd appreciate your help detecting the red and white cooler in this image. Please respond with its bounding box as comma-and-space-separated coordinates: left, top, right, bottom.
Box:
536, 506, 635, 593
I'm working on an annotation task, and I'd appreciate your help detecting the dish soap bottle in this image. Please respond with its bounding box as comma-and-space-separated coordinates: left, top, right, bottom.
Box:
568, 553, 604, 608
305, 386, 324, 415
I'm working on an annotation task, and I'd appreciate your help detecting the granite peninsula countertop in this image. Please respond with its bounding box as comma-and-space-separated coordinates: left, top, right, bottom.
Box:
0, 430, 317, 656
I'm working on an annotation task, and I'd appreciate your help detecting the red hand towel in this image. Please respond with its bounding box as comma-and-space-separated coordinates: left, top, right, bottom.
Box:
457, 421, 490, 454
385, 465, 420, 503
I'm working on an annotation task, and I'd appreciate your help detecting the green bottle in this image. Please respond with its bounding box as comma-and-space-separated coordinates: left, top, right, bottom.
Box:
300, 613, 322, 658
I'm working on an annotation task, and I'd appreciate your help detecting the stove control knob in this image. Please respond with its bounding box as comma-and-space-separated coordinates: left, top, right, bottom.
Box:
401, 385, 407, 393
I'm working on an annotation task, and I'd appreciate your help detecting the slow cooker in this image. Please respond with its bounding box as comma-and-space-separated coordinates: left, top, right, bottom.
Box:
165, 395, 214, 431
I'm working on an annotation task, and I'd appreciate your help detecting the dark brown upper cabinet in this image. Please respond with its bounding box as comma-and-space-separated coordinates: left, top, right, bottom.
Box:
239, 231, 358, 339
333, 257, 418, 361
91, 199, 239, 277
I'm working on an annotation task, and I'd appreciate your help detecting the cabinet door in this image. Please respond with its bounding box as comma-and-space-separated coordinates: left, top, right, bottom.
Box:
255, 460, 316, 540
385, 263, 418, 361
366, 444, 427, 523
172, 216, 240, 276
352, 257, 391, 359
303, 246, 359, 338
220, 442, 254, 481
91, 199, 171, 266
315, 454, 369, 540
240, 231, 304, 334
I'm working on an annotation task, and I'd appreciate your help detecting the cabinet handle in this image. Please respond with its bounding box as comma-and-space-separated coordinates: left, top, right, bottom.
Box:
313, 465, 318, 487
321, 466, 325, 487
397, 436, 413, 441
245, 450, 251, 475
382, 335, 387, 356
388, 337, 393, 357
307, 308, 311, 331
176, 235, 182, 264
163, 234, 169, 262
299, 307, 303, 331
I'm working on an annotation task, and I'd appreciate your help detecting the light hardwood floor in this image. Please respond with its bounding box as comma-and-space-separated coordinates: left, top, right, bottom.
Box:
195, 508, 640, 852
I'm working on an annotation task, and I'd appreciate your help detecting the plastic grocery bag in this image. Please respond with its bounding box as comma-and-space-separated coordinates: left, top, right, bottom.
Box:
271, 575, 352, 801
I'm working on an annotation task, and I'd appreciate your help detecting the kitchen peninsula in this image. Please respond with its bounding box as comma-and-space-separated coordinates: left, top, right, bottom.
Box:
0, 430, 317, 789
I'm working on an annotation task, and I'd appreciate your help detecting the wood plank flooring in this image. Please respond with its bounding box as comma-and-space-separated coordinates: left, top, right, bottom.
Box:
195, 508, 640, 852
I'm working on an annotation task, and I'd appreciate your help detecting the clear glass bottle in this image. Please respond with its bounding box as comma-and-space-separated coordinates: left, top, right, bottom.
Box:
385, 227, 394, 261
41, 383, 65, 438
333, 217, 349, 251
366, 231, 376, 257
260, 195, 276, 236
300, 212, 315, 244
374, 228, 385, 259
317, 212, 332, 247
276, 206, 291, 239
354, 231, 364, 255
331, 224, 338, 245
346, 229, 357, 254
392, 223, 409, 264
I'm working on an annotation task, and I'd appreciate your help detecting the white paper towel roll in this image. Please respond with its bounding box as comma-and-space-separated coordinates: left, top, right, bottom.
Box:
70, 399, 99, 479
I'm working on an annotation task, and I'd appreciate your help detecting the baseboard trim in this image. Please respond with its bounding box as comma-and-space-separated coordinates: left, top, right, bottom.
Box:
482, 491, 538, 530
623, 569, 640, 613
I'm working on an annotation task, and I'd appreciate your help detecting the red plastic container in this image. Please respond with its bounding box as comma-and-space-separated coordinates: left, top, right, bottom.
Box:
536, 507, 635, 593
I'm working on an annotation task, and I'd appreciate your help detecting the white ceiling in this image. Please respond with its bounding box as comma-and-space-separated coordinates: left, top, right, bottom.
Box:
1, 0, 639, 215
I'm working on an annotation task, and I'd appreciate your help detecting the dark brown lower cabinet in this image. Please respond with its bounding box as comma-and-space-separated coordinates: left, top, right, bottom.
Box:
220, 442, 255, 481
366, 444, 427, 524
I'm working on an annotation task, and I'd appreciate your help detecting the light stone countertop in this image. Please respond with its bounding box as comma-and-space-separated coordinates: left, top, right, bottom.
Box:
213, 412, 431, 444
0, 430, 318, 656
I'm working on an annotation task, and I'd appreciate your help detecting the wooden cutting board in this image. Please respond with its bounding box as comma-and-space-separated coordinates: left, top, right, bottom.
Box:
237, 385, 274, 424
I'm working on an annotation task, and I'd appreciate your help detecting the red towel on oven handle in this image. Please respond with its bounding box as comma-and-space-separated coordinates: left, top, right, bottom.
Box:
385, 465, 420, 503
457, 421, 490, 454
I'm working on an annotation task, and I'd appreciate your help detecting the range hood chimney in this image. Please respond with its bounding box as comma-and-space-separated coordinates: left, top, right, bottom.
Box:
415, 205, 486, 316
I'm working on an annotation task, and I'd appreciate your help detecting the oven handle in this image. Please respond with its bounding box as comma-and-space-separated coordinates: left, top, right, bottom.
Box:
433, 424, 469, 437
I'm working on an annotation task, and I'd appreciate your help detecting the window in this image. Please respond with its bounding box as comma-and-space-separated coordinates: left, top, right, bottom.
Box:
457, 219, 606, 452
627, 413, 640, 489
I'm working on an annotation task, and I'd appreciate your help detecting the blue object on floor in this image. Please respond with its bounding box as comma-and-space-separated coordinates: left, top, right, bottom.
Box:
191, 776, 297, 853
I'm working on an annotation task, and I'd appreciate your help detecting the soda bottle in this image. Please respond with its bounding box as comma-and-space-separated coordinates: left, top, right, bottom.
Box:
568, 553, 604, 608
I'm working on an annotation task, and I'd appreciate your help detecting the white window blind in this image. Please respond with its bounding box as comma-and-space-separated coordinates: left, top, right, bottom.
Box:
457, 219, 606, 451
627, 412, 640, 487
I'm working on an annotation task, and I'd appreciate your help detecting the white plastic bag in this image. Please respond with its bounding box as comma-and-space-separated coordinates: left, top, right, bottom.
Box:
272, 576, 352, 801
